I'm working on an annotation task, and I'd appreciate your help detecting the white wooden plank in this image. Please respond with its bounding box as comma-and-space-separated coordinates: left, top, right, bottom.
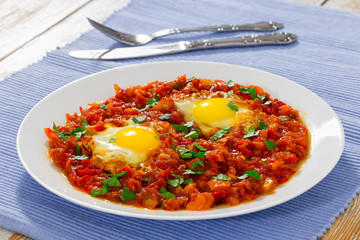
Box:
324, 0, 360, 13
0, 0, 88, 61
0, 0, 130, 81
296, 0, 325, 5
0, 227, 14, 239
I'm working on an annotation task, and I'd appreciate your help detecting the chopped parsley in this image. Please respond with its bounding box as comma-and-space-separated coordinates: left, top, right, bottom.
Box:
91, 171, 128, 197
261, 158, 267, 162
160, 187, 175, 199
212, 173, 231, 181
183, 169, 204, 175
132, 116, 147, 124
178, 147, 194, 159
120, 188, 137, 202
258, 121, 268, 130
185, 130, 200, 139
264, 140, 277, 151
227, 80, 235, 87
171, 123, 189, 133
211, 126, 232, 141
167, 174, 193, 187
190, 159, 204, 169
100, 102, 108, 110
108, 137, 117, 143
108, 171, 128, 178
239, 87, 258, 100
184, 121, 194, 128
74, 155, 89, 160
138, 93, 159, 112
193, 142, 207, 151
52, 122, 67, 141
280, 117, 288, 121
227, 101, 238, 111
75, 141, 81, 155
259, 94, 266, 102
174, 84, 178, 90
238, 170, 261, 180
81, 119, 89, 127
227, 90, 234, 96
160, 113, 171, 120
243, 127, 259, 139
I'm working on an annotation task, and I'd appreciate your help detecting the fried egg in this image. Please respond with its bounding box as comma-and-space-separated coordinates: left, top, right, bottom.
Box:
174, 94, 258, 136
89, 121, 161, 173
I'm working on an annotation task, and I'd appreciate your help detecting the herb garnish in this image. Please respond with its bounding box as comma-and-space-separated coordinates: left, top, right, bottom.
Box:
258, 121, 268, 130
160, 187, 175, 199
212, 173, 231, 181
100, 102, 108, 110
227, 90, 234, 96
280, 117, 288, 121
91, 171, 128, 197
120, 188, 137, 202
171, 123, 189, 133
211, 126, 232, 141
167, 174, 193, 187
227, 80, 235, 87
132, 116, 147, 124
160, 113, 171, 120
52, 122, 67, 141
184, 130, 200, 139
190, 159, 204, 168
227, 101, 238, 112
264, 100, 272, 105
75, 141, 81, 155
74, 155, 89, 160
243, 127, 259, 139
264, 140, 276, 151
138, 93, 160, 112
193, 142, 207, 151
239, 87, 258, 100
109, 137, 117, 143
238, 170, 261, 180
81, 119, 89, 127
183, 169, 204, 175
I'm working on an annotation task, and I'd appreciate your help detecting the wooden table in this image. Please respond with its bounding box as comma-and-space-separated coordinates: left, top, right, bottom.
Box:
0, 0, 359, 239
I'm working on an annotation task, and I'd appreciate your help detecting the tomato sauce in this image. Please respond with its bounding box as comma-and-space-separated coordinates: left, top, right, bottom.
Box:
45, 75, 310, 211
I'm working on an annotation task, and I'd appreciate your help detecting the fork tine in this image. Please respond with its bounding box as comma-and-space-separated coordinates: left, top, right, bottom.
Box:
87, 18, 136, 45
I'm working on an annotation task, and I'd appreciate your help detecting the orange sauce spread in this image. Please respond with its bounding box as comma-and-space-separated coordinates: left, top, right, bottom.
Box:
44, 75, 309, 211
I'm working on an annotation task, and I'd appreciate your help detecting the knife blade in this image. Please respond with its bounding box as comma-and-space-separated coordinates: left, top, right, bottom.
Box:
69, 32, 296, 60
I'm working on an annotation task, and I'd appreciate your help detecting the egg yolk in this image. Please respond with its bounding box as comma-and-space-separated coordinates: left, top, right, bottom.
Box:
113, 127, 161, 153
192, 98, 237, 126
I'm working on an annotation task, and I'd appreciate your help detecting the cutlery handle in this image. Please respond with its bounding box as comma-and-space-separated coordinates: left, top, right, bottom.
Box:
152, 21, 283, 38
187, 32, 297, 49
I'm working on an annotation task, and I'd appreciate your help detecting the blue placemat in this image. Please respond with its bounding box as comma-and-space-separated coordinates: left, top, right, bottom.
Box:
1, 0, 360, 239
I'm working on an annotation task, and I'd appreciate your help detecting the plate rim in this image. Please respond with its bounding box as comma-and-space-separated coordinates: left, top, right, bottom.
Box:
17, 60, 345, 220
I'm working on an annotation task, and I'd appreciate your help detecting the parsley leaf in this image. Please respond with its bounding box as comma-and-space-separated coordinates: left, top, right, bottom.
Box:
261, 158, 267, 162
109, 137, 117, 143
227, 90, 234, 96
81, 119, 89, 127
211, 126, 232, 142
194, 151, 207, 158
193, 142, 207, 151
178, 147, 194, 159
120, 188, 137, 202
212, 173, 231, 181
90, 185, 109, 197
174, 84, 178, 90
139, 93, 159, 112
171, 123, 189, 133
184, 121, 194, 128
132, 116, 147, 124
160, 187, 175, 199
52, 122, 67, 141
185, 130, 200, 139
108, 170, 128, 178
104, 176, 121, 187
183, 169, 204, 175
74, 155, 89, 160
184, 178, 194, 185
227, 101, 238, 111
67, 126, 88, 140
238, 170, 261, 180
167, 174, 185, 187
239, 87, 258, 100
100, 102, 108, 110
264, 140, 276, 151
243, 127, 259, 139
227, 80, 235, 87
259, 94, 266, 103
280, 117, 288, 121
190, 159, 204, 169
258, 121, 268, 130
160, 113, 171, 120
75, 141, 81, 155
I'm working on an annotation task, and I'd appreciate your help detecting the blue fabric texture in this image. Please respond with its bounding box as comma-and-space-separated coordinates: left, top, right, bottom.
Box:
1, 0, 360, 239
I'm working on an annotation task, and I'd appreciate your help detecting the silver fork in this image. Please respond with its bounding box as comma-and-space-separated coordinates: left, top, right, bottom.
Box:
88, 18, 283, 46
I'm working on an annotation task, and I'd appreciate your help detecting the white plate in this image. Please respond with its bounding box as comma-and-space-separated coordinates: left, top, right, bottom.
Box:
17, 61, 344, 220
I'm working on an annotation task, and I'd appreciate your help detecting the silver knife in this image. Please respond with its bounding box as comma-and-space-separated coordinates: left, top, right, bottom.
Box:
69, 32, 297, 60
